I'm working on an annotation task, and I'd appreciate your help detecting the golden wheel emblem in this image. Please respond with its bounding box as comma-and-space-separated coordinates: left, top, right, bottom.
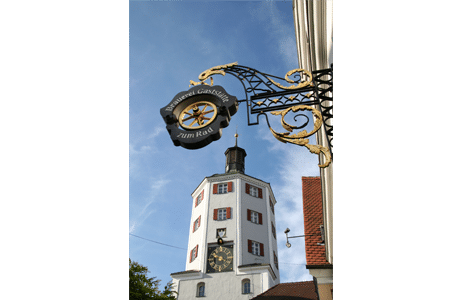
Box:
179, 101, 217, 130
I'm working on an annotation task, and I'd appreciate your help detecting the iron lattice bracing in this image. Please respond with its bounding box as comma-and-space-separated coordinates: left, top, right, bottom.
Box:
190, 63, 333, 160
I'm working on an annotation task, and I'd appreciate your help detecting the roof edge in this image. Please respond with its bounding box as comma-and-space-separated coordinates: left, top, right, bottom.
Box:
305, 264, 333, 269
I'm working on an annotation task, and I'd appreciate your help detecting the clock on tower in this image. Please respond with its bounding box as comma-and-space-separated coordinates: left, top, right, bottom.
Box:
206, 244, 233, 273
170, 140, 280, 299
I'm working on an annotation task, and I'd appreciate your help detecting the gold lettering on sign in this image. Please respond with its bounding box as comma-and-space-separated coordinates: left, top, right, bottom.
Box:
176, 127, 213, 139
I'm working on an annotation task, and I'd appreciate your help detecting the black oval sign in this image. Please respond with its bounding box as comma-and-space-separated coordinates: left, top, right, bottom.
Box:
160, 85, 238, 149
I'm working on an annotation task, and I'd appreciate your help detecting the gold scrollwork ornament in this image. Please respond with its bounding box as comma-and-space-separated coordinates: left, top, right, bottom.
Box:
189, 62, 238, 87
267, 68, 313, 90
189, 62, 313, 90
270, 105, 331, 168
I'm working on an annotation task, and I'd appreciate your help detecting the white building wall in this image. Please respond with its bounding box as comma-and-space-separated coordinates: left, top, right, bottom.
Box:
173, 173, 279, 299
239, 178, 270, 267
186, 180, 208, 270
176, 272, 263, 300
206, 177, 238, 245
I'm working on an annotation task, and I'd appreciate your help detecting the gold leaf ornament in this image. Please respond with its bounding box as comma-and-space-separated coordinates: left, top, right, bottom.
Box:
269, 105, 331, 168
268, 68, 313, 90
270, 105, 322, 135
190, 62, 238, 87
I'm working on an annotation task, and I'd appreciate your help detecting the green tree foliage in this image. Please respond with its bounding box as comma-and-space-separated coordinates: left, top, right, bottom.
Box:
129, 259, 176, 300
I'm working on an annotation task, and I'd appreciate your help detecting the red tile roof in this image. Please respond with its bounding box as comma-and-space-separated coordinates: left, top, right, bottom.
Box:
302, 177, 331, 267
251, 281, 318, 300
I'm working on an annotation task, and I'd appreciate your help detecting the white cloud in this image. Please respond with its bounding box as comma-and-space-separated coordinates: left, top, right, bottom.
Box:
150, 177, 170, 192
251, 1, 299, 69
130, 126, 165, 178
147, 127, 163, 139
130, 176, 171, 234
129, 222, 137, 234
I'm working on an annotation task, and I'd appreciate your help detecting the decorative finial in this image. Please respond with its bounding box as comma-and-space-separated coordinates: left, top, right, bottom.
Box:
234, 126, 238, 147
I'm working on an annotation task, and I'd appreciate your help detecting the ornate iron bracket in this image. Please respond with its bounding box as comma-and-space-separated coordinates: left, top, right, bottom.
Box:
189, 62, 333, 168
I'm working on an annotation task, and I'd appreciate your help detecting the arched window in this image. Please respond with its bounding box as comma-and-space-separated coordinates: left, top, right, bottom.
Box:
242, 279, 251, 294
197, 282, 205, 297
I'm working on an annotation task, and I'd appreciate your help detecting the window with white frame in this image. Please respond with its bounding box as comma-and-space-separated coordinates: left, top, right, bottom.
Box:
252, 241, 260, 256
242, 279, 251, 294
248, 239, 264, 256
193, 216, 201, 232
217, 208, 227, 220
190, 245, 198, 262
251, 211, 259, 224
269, 198, 274, 213
245, 183, 262, 198
249, 186, 258, 197
217, 183, 228, 194
247, 209, 262, 225
274, 252, 279, 270
195, 191, 203, 207
214, 207, 231, 221
197, 282, 205, 297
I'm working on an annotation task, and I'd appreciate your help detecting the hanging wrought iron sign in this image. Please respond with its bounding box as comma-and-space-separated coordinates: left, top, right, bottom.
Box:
160, 85, 238, 149
160, 62, 333, 168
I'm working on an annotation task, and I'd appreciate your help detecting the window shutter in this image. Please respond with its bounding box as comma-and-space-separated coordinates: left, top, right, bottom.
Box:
195, 245, 198, 258
247, 209, 251, 221
198, 215, 201, 228
213, 209, 218, 220
190, 250, 193, 262
213, 184, 218, 194
201, 190, 204, 199
260, 243, 264, 256
226, 207, 231, 219
258, 212, 263, 225
245, 183, 250, 194
228, 181, 233, 192
258, 188, 263, 198
248, 239, 252, 253
192, 222, 195, 233
195, 196, 198, 207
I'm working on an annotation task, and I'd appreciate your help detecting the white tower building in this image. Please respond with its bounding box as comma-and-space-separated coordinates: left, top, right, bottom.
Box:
171, 137, 279, 299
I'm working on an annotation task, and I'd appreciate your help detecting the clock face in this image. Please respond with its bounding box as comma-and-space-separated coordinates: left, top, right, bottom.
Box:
207, 245, 233, 273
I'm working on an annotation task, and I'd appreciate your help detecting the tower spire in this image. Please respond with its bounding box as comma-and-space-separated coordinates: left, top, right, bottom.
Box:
225, 128, 246, 174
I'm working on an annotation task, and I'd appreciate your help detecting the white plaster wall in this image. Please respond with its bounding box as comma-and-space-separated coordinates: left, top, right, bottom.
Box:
171, 278, 179, 298
176, 272, 262, 300
206, 178, 237, 245
239, 178, 270, 267
177, 173, 280, 299
186, 180, 209, 271
267, 192, 280, 284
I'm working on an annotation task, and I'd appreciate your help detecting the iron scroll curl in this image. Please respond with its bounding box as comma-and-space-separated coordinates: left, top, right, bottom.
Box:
188, 62, 332, 168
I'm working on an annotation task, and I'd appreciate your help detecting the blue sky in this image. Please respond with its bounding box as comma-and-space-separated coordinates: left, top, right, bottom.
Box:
129, 0, 320, 286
